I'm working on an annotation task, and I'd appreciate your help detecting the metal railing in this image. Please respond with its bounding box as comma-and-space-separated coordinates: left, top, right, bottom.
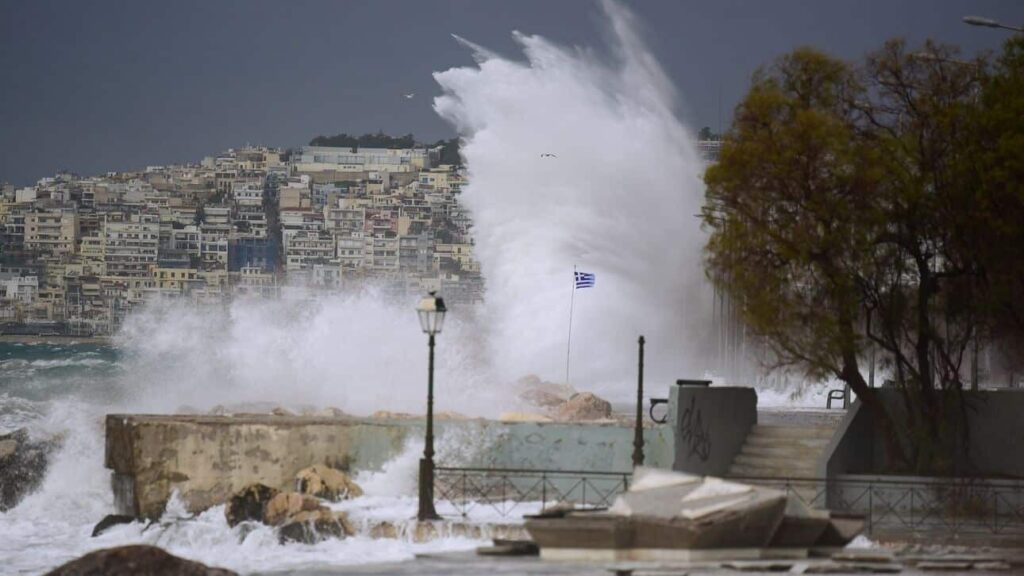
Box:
433, 467, 1024, 540
732, 475, 1024, 539
433, 466, 630, 518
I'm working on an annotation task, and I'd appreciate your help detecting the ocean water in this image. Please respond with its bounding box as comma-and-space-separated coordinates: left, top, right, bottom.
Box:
0, 342, 512, 575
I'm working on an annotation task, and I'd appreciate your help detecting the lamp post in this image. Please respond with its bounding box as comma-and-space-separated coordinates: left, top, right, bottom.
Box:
416, 291, 446, 521
963, 15, 1024, 33
632, 335, 646, 468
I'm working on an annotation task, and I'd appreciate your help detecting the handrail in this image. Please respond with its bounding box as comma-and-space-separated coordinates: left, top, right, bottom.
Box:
435, 466, 630, 476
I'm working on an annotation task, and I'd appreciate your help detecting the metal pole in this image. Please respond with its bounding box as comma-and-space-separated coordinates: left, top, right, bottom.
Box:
418, 333, 440, 521
632, 335, 646, 467
565, 265, 576, 385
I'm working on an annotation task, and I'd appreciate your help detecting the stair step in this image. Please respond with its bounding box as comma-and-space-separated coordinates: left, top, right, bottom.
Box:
747, 425, 836, 439
728, 463, 819, 479
732, 453, 819, 468
736, 445, 823, 459
742, 435, 832, 450
733, 448, 819, 467
729, 455, 815, 469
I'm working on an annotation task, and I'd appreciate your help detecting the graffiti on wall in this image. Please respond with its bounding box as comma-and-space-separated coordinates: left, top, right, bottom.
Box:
679, 395, 711, 461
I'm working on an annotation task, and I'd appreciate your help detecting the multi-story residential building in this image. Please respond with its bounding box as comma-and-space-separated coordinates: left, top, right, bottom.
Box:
24, 211, 79, 256
284, 230, 335, 272
234, 266, 277, 298
291, 146, 434, 173
0, 273, 38, 304
102, 213, 160, 277
0, 142, 485, 333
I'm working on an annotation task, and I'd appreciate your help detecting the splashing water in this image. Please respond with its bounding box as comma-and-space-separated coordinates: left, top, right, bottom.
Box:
113, 290, 495, 417
434, 0, 711, 396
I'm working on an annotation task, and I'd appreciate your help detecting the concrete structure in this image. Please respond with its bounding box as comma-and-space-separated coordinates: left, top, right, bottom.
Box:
669, 384, 757, 477
822, 389, 1024, 478
104, 413, 673, 519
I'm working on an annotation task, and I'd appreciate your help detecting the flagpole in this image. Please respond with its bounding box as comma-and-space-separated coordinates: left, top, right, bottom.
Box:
566, 265, 576, 385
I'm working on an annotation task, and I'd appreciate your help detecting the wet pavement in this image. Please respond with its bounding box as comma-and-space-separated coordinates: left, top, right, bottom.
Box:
256, 549, 1021, 575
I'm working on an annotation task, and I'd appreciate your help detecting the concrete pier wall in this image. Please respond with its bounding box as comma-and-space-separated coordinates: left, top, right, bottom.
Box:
105, 414, 674, 519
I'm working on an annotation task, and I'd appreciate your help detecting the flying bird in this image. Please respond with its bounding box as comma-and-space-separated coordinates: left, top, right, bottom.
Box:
404, 93, 415, 99
540, 153, 557, 158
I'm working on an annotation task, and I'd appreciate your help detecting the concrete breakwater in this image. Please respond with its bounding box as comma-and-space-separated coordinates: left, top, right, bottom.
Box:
105, 413, 675, 519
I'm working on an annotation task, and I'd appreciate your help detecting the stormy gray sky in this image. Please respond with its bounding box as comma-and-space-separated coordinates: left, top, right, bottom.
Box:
1, 0, 1021, 186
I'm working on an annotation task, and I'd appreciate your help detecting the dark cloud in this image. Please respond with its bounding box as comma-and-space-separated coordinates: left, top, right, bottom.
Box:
0, 0, 1020, 185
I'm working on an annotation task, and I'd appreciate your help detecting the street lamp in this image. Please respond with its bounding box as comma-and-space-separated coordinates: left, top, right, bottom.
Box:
416, 291, 446, 521
963, 15, 1024, 33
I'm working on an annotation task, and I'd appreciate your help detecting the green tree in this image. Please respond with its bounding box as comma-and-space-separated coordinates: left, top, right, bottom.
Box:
704, 41, 996, 473
704, 47, 895, 452
959, 36, 1024, 378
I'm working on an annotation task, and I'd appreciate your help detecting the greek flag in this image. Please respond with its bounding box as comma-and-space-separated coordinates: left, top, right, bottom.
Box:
574, 271, 595, 289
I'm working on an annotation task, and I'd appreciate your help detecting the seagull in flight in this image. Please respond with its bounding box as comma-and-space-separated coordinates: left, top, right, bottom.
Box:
540, 153, 557, 158
404, 93, 415, 99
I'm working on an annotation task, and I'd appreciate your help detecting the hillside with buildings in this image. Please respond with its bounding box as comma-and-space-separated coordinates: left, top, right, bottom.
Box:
0, 143, 481, 336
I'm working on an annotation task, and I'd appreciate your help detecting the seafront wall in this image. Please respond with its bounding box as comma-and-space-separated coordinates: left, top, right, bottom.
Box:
105, 414, 674, 518
822, 389, 1024, 477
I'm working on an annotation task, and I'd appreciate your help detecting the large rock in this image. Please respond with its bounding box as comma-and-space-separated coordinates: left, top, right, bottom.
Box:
295, 465, 363, 501
223, 482, 353, 543
278, 509, 354, 544
44, 545, 236, 576
263, 492, 321, 526
224, 484, 279, 527
553, 392, 613, 422
514, 375, 576, 410
0, 428, 59, 511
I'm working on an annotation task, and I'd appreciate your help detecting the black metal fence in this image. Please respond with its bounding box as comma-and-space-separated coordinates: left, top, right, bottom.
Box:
433, 466, 630, 518
731, 475, 1024, 539
433, 467, 1024, 539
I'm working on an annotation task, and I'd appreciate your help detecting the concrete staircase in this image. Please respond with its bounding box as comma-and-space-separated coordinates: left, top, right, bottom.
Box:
726, 424, 837, 479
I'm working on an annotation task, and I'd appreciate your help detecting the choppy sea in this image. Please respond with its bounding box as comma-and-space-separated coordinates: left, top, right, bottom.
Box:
0, 342, 499, 575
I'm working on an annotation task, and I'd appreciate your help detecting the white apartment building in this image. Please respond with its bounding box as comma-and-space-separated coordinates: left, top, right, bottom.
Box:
292, 146, 432, 173
0, 274, 38, 304
102, 214, 160, 277
284, 230, 335, 272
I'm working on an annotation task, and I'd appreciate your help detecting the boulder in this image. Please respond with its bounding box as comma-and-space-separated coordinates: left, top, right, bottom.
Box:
514, 375, 576, 410
224, 484, 279, 527
44, 544, 237, 576
278, 509, 354, 544
295, 465, 363, 501
263, 492, 321, 526
0, 428, 60, 511
553, 392, 612, 422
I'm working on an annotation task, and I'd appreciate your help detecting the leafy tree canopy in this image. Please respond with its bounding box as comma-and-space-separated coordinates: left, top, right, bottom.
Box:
704, 39, 1023, 473
309, 131, 416, 149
